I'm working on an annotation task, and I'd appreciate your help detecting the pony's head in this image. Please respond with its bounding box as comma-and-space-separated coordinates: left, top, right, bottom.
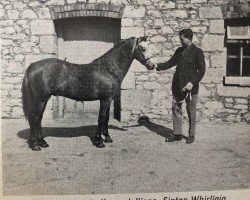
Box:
133, 36, 155, 70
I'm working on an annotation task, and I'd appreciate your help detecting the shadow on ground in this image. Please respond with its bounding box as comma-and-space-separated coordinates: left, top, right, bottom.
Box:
124, 116, 175, 141
17, 125, 127, 145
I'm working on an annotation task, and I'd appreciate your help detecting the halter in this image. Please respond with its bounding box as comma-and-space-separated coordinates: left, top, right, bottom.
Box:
135, 38, 151, 65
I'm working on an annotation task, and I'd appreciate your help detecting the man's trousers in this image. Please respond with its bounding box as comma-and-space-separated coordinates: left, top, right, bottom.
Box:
172, 94, 198, 137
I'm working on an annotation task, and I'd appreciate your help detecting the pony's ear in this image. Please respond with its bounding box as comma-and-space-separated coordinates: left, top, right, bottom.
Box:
137, 36, 148, 43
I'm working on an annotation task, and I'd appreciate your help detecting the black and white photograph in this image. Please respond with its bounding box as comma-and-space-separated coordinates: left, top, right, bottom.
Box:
0, 0, 249, 199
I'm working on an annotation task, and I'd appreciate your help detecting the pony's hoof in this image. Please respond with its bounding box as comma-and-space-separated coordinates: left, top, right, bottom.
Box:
27, 140, 41, 151
94, 140, 105, 148
96, 142, 105, 148
104, 137, 113, 143
38, 139, 49, 148
32, 145, 41, 151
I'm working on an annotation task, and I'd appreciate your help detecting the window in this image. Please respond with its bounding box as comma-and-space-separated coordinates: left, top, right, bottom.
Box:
225, 18, 250, 86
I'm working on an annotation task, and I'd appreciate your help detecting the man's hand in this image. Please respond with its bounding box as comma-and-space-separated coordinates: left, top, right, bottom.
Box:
182, 82, 193, 91
156, 64, 162, 71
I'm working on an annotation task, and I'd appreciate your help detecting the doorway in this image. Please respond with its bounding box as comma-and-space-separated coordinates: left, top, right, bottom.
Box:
54, 17, 121, 121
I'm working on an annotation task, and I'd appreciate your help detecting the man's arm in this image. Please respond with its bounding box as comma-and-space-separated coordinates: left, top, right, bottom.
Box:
190, 49, 206, 85
156, 48, 179, 71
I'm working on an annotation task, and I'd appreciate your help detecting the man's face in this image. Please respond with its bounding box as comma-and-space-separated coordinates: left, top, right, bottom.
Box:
179, 35, 190, 47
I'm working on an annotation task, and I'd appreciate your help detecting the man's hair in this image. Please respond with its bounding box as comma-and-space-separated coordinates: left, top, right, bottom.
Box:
179, 29, 193, 40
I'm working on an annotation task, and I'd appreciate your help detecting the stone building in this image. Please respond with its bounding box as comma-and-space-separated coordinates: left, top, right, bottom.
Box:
1, 0, 250, 123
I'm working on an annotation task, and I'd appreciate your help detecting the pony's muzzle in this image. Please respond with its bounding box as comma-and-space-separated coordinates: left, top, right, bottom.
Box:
145, 59, 156, 70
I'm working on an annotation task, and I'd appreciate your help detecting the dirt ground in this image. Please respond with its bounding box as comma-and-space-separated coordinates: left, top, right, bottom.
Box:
1, 115, 250, 196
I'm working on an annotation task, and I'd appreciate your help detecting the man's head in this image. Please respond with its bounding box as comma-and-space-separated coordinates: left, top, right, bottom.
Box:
179, 29, 193, 47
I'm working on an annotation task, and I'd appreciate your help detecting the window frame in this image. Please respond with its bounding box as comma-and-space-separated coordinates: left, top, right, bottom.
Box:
224, 18, 250, 86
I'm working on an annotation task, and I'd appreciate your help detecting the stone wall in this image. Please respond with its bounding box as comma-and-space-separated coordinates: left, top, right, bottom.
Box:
1, 0, 250, 123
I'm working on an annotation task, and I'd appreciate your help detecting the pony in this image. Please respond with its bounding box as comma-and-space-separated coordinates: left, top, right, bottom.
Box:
22, 36, 155, 151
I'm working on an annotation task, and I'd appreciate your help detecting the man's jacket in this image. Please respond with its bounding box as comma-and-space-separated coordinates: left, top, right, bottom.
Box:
157, 44, 206, 101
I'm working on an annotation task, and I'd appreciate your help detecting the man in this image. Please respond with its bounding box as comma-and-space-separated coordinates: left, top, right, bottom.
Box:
156, 29, 205, 144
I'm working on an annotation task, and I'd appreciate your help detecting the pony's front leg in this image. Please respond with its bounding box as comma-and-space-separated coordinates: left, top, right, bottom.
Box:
95, 99, 111, 148
103, 109, 113, 143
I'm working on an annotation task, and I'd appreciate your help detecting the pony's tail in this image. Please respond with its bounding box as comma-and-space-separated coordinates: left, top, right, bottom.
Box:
21, 70, 32, 120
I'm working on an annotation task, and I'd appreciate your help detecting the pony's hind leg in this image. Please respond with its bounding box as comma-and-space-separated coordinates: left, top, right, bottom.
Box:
37, 99, 50, 148
27, 98, 49, 151
27, 115, 41, 151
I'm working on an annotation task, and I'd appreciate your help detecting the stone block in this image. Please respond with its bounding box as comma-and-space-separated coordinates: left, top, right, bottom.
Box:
143, 82, 162, 90
12, 107, 23, 118
199, 84, 211, 97
158, 1, 176, 9
0, 8, 4, 19
210, 20, 224, 34
120, 110, 132, 122
40, 36, 57, 53
121, 90, 152, 110
202, 35, 224, 51
136, 74, 148, 81
123, 6, 146, 18
22, 9, 37, 19
3, 77, 22, 84
138, 0, 152, 5
6, 61, 24, 74
121, 71, 135, 89
160, 26, 174, 34
199, 6, 223, 19
1, 83, 15, 90
130, 60, 148, 73
1, 111, 11, 118
147, 43, 164, 56
171, 10, 188, 18
192, 26, 207, 34
145, 29, 158, 36
7, 10, 19, 19
217, 84, 250, 98
224, 103, 233, 108
153, 18, 164, 28
191, 0, 207, 3
15, 54, 24, 62
180, 21, 191, 29
161, 49, 174, 57
45, 0, 65, 6
201, 68, 224, 84
233, 105, 248, 110
37, 8, 51, 19
14, 2, 26, 10
234, 98, 248, 105
225, 98, 233, 103
121, 27, 144, 39
29, 2, 40, 7
147, 10, 162, 18
31, 20, 55, 35
1, 90, 9, 97
225, 114, 236, 122
210, 49, 226, 68
10, 90, 22, 98
204, 101, 224, 109
190, 20, 201, 26
150, 35, 167, 43
0, 20, 14, 27
121, 18, 133, 27
66, 0, 77, 3
3, 27, 15, 34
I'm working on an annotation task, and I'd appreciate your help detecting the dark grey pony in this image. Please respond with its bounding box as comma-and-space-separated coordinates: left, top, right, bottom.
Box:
22, 36, 155, 151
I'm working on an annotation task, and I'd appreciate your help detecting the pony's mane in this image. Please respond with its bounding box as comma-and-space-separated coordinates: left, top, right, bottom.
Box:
92, 37, 136, 63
